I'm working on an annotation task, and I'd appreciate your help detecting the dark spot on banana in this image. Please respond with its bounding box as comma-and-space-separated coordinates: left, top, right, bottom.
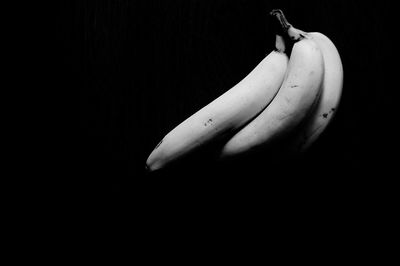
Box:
291, 85, 299, 88
204, 119, 213, 126
155, 140, 163, 149
322, 113, 328, 118
331, 108, 336, 112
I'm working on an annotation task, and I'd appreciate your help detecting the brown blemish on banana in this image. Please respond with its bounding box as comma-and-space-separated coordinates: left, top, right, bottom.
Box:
330, 107, 336, 113
204, 118, 213, 127
322, 113, 328, 118
155, 140, 163, 149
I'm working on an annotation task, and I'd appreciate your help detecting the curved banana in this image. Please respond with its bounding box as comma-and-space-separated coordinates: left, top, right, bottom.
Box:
146, 34, 289, 171
288, 31, 343, 152
218, 18, 324, 159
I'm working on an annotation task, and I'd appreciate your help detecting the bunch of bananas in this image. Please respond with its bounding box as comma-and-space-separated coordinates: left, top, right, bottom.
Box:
146, 9, 343, 172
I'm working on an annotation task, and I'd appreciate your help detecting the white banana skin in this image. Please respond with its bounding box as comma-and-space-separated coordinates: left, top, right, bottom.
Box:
146, 37, 289, 171
288, 32, 343, 152
219, 37, 324, 159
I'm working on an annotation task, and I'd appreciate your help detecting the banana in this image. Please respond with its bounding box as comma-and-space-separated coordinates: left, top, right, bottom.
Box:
287, 32, 343, 152
146, 34, 289, 171
218, 11, 324, 159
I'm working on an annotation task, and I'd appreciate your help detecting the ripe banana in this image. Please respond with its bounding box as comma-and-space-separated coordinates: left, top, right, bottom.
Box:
146, 34, 289, 171
287, 32, 343, 152
218, 15, 324, 159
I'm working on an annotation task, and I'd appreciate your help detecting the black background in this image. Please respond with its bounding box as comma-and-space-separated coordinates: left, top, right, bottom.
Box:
58, 0, 395, 239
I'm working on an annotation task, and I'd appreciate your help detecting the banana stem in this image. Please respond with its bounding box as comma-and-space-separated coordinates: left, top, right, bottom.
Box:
270, 9, 307, 41
269, 10, 286, 53
270, 9, 291, 31
275, 35, 286, 53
